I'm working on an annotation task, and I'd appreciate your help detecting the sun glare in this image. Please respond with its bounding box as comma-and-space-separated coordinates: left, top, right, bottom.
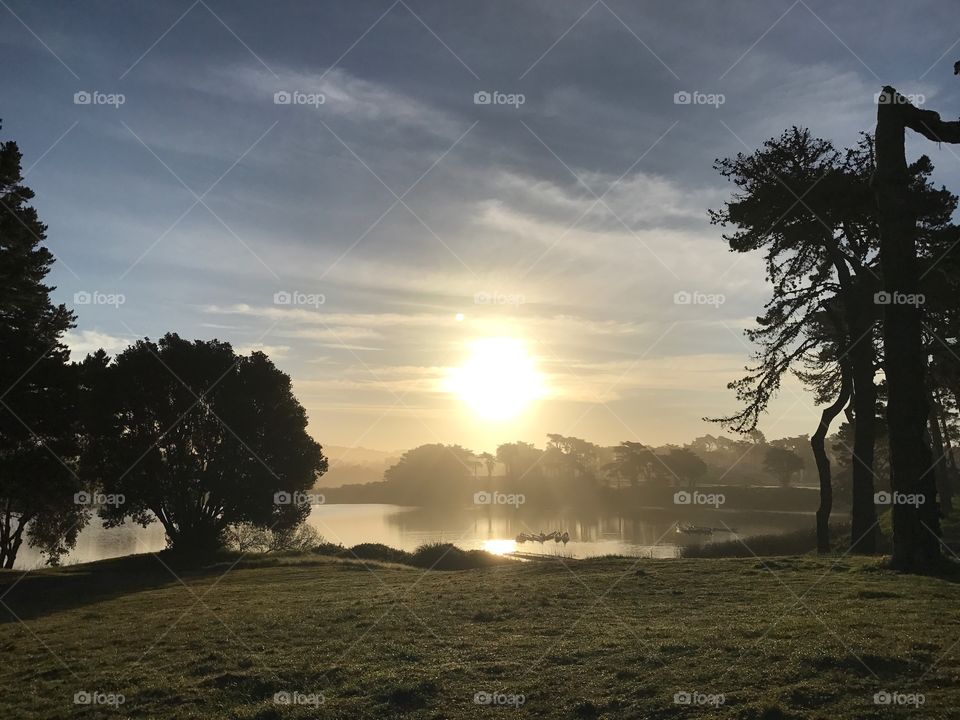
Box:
483, 539, 516, 555
446, 337, 545, 421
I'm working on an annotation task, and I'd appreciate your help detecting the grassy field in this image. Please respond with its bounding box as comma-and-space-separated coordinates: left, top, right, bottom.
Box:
1, 550, 959, 719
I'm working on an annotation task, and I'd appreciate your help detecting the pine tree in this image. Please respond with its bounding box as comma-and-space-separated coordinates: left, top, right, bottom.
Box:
0, 123, 85, 567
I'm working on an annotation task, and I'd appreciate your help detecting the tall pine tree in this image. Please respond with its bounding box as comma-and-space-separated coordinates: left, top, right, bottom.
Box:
0, 122, 85, 567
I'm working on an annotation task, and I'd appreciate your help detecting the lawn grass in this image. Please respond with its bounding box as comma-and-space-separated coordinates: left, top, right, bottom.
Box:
1, 550, 959, 718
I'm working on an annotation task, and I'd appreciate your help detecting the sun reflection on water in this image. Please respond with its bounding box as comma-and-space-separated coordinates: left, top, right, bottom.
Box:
483, 538, 516, 555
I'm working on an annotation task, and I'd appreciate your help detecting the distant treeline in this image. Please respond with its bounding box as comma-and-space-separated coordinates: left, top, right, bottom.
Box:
318, 433, 839, 511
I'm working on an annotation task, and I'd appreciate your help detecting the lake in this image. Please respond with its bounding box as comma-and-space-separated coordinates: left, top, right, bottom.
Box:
12, 503, 814, 569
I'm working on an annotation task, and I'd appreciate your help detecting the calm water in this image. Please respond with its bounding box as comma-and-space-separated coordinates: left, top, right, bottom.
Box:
13, 503, 812, 569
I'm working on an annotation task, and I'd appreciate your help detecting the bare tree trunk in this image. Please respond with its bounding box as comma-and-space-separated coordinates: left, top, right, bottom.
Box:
873, 86, 949, 570
824, 242, 878, 552
813, 362, 852, 553
929, 391, 953, 516
936, 391, 958, 480
848, 307, 878, 553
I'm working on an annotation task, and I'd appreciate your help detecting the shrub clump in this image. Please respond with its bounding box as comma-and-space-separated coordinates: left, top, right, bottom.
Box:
410, 542, 511, 570
311, 541, 513, 570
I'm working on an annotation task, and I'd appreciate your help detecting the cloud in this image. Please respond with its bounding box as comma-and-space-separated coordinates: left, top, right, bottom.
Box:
64, 330, 132, 360
233, 342, 291, 359
201, 64, 465, 140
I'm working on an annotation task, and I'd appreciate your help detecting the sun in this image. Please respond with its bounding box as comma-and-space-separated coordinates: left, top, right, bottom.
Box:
446, 337, 545, 421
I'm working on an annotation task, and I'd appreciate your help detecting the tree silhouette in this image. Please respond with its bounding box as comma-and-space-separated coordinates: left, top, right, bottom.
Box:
0, 127, 86, 568
383, 443, 475, 504
496, 441, 542, 492
795, 308, 853, 551
709, 129, 885, 550
81, 334, 326, 553
662, 447, 706, 491
763, 446, 805, 487
872, 86, 960, 569
479, 451, 496, 487
709, 128, 958, 554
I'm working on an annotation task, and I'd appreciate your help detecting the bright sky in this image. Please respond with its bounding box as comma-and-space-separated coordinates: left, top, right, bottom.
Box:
4, 1, 960, 452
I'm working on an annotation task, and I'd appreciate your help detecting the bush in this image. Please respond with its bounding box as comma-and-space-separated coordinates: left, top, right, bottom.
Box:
339, 543, 412, 564
269, 524, 324, 552
313, 541, 346, 556
410, 542, 510, 570
224, 523, 325, 553
223, 524, 271, 553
